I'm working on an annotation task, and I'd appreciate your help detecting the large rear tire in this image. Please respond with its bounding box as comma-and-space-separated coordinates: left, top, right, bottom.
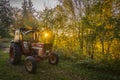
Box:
9, 42, 22, 65
25, 56, 37, 73
49, 53, 59, 65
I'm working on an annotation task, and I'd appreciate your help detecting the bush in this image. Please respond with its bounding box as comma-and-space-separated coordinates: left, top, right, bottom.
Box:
74, 59, 96, 69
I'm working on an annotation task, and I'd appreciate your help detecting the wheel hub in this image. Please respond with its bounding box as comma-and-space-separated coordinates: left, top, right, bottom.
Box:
50, 56, 56, 63
26, 60, 33, 71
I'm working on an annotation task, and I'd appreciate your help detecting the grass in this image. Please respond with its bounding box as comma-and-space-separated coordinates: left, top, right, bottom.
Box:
0, 49, 120, 80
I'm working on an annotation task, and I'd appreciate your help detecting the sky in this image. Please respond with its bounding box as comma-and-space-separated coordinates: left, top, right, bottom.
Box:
10, 0, 59, 11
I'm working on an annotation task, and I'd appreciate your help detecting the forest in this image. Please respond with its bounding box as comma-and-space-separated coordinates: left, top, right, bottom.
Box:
0, 0, 120, 80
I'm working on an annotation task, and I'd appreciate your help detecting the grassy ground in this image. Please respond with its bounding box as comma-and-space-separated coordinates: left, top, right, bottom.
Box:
0, 49, 120, 80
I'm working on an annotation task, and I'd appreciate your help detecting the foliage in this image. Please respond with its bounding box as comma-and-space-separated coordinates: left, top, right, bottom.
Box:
10, 0, 38, 34
22, 0, 38, 29
0, 0, 13, 38
51, 0, 120, 62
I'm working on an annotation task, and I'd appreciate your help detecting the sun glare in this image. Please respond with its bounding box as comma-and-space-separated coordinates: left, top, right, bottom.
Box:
44, 33, 49, 38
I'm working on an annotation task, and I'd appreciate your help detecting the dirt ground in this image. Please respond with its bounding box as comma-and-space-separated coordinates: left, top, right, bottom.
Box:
0, 42, 9, 53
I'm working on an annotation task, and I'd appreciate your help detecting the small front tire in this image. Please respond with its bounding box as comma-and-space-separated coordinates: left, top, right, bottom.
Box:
49, 53, 59, 65
25, 56, 37, 73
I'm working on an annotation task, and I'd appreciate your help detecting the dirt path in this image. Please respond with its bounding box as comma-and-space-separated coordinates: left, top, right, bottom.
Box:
0, 42, 9, 53
3, 48, 9, 53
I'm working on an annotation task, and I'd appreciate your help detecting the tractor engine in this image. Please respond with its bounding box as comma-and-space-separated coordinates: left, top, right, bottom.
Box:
32, 43, 44, 57
31, 43, 52, 57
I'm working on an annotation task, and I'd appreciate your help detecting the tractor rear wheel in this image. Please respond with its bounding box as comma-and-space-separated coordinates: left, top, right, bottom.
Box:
9, 42, 22, 64
49, 53, 59, 65
25, 56, 37, 73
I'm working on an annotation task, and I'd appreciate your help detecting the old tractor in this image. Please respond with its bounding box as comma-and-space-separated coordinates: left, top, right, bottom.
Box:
9, 28, 59, 73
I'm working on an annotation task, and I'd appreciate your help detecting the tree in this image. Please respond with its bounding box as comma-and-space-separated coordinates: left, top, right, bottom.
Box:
22, 0, 37, 29
11, 8, 23, 29
0, 0, 13, 38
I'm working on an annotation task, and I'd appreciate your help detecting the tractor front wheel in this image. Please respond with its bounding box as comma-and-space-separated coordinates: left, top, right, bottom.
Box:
25, 56, 37, 73
49, 53, 59, 65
